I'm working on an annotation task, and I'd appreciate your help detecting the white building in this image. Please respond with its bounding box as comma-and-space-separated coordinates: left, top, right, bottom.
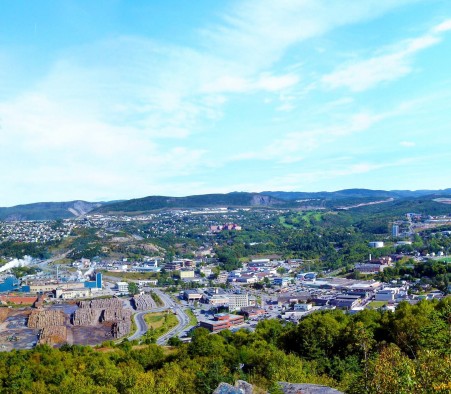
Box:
294, 303, 313, 311
116, 282, 129, 293
180, 270, 195, 279
228, 293, 250, 311
368, 241, 384, 248
375, 288, 399, 301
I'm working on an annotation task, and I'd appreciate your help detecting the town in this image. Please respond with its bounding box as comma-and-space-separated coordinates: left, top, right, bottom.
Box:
0, 205, 450, 352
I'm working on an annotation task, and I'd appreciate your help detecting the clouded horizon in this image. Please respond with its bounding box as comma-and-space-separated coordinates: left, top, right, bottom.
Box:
1, 0, 450, 206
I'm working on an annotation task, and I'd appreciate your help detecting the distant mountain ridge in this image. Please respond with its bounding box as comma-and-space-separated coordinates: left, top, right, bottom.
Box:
261, 188, 451, 200
94, 192, 289, 214
0, 201, 102, 221
1, 188, 451, 220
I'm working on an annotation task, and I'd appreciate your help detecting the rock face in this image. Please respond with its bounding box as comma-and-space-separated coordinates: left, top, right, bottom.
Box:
213, 380, 254, 394
213, 381, 344, 394
132, 295, 156, 311
251, 194, 281, 206
27, 310, 66, 328
277, 382, 344, 394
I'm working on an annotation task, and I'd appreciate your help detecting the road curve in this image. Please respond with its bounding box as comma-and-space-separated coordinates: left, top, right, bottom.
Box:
128, 289, 191, 344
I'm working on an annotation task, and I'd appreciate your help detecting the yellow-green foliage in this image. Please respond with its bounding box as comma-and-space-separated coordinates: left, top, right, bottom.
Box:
0, 298, 449, 394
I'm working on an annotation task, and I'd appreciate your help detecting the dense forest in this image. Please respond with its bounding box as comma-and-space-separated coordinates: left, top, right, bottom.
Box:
0, 298, 449, 393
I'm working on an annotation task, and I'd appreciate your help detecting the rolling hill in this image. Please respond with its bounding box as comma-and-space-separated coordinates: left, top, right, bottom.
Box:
0, 201, 102, 221
1, 188, 451, 220
93, 192, 290, 214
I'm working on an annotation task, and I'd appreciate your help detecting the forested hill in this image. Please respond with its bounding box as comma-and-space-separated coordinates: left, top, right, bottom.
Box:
93, 192, 290, 214
0, 201, 102, 221
2, 189, 451, 220
262, 188, 451, 201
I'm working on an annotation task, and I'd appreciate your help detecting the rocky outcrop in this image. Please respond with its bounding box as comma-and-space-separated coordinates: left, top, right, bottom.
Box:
213, 381, 344, 394
213, 380, 255, 394
277, 382, 343, 394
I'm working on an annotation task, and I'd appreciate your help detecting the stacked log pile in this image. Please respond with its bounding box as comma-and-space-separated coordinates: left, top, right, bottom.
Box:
133, 295, 155, 310
72, 308, 103, 326
78, 298, 122, 309
73, 298, 132, 338
38, 326, 67, 346
27, 310, 65, 329
112, 320, 131, 338
0, 308, 9, 323
101, 309, 131, 322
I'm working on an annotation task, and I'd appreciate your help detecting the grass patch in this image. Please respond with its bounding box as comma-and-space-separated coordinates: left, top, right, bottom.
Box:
130, 313, 137, 335
279, 216, 294, 229
101, 270, 158, 280
145, 313, 165, 330
48, 258, 73, 266
368, 301, 388, 309
150, 291, 163, 306
142, 312, 178, 343
185, 309, 197, 328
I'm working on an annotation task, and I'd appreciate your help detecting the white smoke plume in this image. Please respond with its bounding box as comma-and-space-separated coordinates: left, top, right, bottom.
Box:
83, 263, 96, 278
0, 256, 33, 273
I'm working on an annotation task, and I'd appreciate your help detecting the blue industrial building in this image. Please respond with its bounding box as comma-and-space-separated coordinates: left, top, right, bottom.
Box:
84, 272, 103, 289
0, 276, 20, 292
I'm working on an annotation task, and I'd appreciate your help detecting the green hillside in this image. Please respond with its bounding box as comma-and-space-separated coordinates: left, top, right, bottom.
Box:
0, 201, 101, 221
94, 192, 291, 213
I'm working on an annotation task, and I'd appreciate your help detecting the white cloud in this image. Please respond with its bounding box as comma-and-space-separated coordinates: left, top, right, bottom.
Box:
230, 110, 389, 164
400, 141, 416, 147
322, 20, 450, 92
204, 0, 420, 70
433, 19, 451, 33
258, 158, 417, 191
0, 0, 440, 204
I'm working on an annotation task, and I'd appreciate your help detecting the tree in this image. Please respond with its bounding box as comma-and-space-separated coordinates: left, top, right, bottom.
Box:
128, 282, 139, 295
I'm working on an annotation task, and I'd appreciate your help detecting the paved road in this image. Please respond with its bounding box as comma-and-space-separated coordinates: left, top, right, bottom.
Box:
155, 290, 191, 345
128, 289, 192, 344
128, 306, 167, 341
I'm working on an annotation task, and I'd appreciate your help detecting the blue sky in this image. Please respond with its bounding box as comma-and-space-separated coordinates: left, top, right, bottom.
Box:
1, 0, 451, 206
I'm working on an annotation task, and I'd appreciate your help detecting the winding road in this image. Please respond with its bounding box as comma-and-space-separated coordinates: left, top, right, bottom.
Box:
128, 289, 193, 344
